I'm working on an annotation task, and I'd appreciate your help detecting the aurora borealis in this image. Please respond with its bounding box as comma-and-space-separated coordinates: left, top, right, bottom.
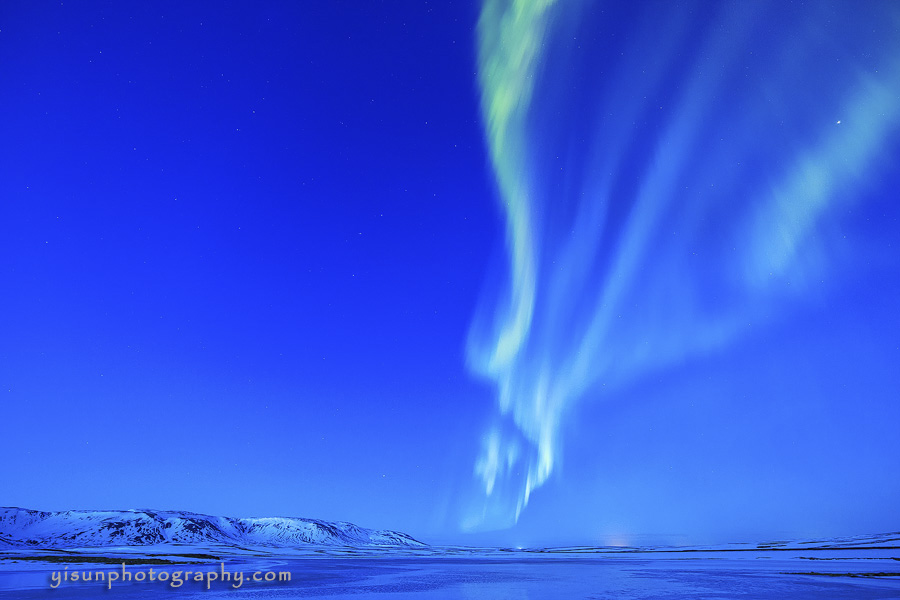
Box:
466, 0, 900, 531
1, 0, 899, 548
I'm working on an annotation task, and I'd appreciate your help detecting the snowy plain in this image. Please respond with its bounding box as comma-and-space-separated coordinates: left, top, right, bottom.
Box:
1, 508, 897, 598
2, 544, 899, 599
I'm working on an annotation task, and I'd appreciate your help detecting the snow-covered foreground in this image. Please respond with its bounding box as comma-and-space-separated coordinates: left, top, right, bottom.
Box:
1, 515, 897, 598
1, 549, 898, 599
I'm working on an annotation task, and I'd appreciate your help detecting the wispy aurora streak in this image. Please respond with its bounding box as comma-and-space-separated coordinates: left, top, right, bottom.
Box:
465, 0, 900, 530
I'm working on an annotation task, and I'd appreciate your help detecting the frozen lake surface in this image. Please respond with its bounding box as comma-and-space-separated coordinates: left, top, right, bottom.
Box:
2, 550, 899, 599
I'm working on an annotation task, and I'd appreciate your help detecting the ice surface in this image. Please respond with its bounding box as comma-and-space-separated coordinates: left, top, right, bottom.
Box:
2, 510, 898, 598
2, 543, 899, 599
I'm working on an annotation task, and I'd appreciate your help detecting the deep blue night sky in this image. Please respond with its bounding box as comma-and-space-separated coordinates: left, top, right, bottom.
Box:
2, 1, 899, 547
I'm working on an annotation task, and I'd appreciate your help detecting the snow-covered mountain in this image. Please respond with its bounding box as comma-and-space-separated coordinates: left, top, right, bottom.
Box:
0, 507, 425, 549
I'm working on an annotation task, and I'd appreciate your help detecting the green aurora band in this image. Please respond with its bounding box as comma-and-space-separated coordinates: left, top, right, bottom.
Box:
466, 0, 900, 530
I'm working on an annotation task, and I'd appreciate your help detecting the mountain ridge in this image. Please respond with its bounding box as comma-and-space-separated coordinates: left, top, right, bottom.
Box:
0, 507, 426, 549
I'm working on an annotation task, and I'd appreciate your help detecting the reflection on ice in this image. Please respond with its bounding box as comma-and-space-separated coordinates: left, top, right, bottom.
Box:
2, 539, 898, 599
